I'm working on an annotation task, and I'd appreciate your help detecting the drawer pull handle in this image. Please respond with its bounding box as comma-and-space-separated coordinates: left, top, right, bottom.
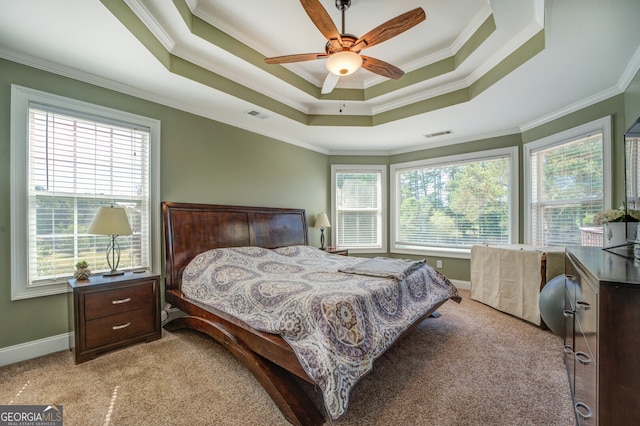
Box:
563, 309, 574, 318
112, 297, 131, 305
575, 402, 592, 419
576, 300, 591, 310
112, 322, 131, 330
574, 351, 592, 365
563, 345, 573, 354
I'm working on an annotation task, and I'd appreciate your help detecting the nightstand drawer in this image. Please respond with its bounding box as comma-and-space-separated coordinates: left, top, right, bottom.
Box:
85, 308, 154, 348
85, 281, 153, 320
69, 271, 161, 363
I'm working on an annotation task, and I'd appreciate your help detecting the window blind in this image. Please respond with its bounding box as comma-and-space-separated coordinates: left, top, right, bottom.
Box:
395, 156, 511, 248
28, 105, 150, 285
529, 132, 603, 246
335, 170, 382, 248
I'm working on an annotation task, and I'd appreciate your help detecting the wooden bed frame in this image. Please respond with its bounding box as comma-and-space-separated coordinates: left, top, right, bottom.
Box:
162, 201, 449, 425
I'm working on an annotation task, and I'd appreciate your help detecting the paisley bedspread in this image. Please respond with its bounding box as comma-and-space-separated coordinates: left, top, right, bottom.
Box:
181, 245, 459, 420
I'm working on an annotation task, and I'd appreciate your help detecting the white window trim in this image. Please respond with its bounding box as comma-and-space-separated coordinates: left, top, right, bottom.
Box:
331, 164, 387, 254
390, 146, 519, 259
10, 85, 161, 300
523, 116, 612, 245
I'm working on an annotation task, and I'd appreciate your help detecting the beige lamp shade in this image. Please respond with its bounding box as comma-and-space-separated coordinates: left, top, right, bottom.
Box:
88, 206, 132, 236
315, 212, 331, 228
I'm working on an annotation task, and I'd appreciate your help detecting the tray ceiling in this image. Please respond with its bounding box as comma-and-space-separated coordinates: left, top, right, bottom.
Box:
1, 0, 639, 154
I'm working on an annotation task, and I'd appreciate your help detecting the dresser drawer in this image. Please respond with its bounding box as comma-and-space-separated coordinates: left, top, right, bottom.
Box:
85, 281, 154, 320
563, 284, 576, 395
574, 281, 597, 360
85, 308, 154, 349
573, 332, 597, 425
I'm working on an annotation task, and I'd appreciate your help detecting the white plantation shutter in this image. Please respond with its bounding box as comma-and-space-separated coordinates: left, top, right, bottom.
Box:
529, 132, 604, 246
28, 105, 150, 284
332, 166, 385, 251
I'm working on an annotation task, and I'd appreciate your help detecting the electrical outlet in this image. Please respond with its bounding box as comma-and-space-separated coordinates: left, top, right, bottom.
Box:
436, 259, 443, 268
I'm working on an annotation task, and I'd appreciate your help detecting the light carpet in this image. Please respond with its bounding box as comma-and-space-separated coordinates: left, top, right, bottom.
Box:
0, 290, 575, 425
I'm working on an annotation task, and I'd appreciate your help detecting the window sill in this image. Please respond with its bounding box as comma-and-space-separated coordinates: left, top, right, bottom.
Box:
12, 281, 71, 300
391, 245, 471, 260
339, 248, 388, 256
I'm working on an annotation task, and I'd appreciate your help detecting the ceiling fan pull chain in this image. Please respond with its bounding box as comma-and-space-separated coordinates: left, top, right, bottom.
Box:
338, 81, 346, 113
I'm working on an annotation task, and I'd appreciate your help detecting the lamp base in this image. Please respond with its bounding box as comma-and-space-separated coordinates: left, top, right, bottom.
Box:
104, 236, 124, 277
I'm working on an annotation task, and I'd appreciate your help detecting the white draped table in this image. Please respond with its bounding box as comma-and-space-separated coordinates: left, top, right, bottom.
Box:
470, 244, 565, 325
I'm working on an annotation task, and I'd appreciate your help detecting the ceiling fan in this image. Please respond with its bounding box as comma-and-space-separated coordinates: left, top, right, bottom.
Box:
264, 0, 426, 94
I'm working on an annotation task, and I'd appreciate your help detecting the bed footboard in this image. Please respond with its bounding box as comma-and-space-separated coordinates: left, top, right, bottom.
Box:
164, 316, 323, 426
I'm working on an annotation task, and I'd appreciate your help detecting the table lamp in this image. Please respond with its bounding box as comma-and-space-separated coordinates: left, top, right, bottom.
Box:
314, 212, 331, 250
88, 206, 132, 276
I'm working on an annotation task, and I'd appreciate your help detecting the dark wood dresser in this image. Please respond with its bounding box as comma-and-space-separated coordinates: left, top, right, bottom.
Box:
564, 246, 640, 425
68, 271, 161, 363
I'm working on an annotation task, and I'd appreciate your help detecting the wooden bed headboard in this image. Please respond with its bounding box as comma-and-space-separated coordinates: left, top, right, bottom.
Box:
162, 201, 308, 291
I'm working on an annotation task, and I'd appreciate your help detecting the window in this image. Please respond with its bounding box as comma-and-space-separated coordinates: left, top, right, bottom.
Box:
331, 165, 386, 253
10, 85, 160, 300
524, 116, 611, 246
391, 147, 518, 256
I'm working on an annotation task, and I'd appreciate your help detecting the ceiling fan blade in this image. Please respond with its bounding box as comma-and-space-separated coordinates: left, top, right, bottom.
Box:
321, 72, 340, 94
300, 0, 342, 46
352, 7, 426, 51
264, 53, 327, 64
361, 56, 404, 79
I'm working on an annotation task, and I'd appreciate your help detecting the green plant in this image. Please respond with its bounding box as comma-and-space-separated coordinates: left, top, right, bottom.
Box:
75, 260, 88, 269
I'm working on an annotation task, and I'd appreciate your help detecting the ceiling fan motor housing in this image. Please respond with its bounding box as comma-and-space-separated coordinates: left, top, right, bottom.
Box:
325, 34, 358, 54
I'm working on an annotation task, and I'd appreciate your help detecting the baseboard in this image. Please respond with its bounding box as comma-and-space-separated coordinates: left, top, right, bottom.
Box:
451, 279, 470, 290
0, 333, 72, 367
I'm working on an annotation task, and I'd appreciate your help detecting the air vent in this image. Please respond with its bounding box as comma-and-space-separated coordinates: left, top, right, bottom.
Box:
424, 130, 453, 138
244, 109, 269, 119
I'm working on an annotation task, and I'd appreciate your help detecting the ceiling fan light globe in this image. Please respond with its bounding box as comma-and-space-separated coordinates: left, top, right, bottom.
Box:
326, 51, 362, 76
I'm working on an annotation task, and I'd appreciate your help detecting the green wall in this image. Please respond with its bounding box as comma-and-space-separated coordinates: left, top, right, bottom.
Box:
0, 58, 328, 349
1, 56, 639, 353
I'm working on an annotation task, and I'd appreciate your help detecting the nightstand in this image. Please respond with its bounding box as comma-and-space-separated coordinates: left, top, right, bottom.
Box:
326, 247, 348, 256
68, 271, 161, 364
